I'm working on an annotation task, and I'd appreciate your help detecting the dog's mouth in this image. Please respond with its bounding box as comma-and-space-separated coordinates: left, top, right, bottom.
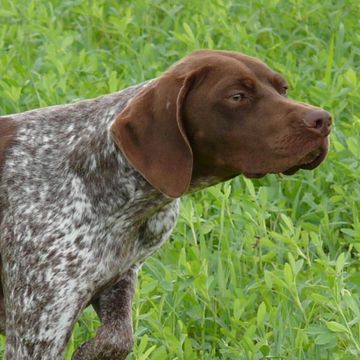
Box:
244, 138, 329, 179
282, 147, 326, 175
282, 140, 328, 175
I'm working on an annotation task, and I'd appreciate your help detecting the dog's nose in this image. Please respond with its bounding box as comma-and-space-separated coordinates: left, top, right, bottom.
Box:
302, 109, 332, 137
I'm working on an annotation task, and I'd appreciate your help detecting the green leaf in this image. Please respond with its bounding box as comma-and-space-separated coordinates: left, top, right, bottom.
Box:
315, 332, 337, 345
257, 301, 267, 329
280, 214, 294, 234
264, 270, 273, 289
137, 345, 157, 360
259, 344, 270, 356
335, 252, 346, 273
326, 321, 349, 334
324, 34, 334, 85
284, 263, 293, 285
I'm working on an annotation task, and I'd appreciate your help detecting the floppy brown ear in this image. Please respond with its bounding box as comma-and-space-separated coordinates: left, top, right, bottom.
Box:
111, 68, 207, 198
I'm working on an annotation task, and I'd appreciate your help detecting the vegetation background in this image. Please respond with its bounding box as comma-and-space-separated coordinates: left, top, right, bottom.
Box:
0, 0, 359, 359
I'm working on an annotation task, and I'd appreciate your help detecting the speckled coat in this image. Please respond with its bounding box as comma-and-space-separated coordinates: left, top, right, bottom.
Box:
0, 82, 179, 359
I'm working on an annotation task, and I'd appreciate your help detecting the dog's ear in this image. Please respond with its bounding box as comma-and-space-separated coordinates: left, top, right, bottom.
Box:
111, 67, 208, 198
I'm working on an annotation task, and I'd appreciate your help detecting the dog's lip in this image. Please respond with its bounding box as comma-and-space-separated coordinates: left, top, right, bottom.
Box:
245, 143, 329, 178
243, 173, 266, 179
243, 150, 324, 178
282, 145, 328, 175
243, 137, 329, 179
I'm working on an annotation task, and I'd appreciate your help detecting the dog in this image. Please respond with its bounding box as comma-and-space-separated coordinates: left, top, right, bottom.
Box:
0, 50, 331, 359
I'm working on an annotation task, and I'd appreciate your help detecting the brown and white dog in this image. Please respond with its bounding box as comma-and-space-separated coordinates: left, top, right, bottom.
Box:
0, 50, 331, 359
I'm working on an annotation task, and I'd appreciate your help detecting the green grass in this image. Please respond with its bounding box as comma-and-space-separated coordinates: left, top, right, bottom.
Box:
0, 0, 359, 359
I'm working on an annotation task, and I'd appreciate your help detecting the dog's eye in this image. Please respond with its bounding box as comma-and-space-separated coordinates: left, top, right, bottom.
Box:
230, 93, 246, 102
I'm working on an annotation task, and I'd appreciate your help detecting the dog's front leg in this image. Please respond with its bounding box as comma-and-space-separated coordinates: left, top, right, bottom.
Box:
72, 266, 138, 360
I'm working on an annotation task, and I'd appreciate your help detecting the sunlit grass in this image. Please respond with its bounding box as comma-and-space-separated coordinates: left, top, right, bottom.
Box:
0, 0, 359, 359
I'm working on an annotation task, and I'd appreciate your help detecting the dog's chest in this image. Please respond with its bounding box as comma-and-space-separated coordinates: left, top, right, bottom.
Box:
2, 167, 179, 290
67, 189, 179, 257
0, 85, 180, 290
60, 191, 180, 286
135, 200, 179, 259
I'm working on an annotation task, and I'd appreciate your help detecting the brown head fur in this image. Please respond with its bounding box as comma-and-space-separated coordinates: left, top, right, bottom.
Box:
111, 50, 331, 197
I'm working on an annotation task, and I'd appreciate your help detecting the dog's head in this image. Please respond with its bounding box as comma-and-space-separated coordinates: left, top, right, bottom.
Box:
112, 50, 331, 197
